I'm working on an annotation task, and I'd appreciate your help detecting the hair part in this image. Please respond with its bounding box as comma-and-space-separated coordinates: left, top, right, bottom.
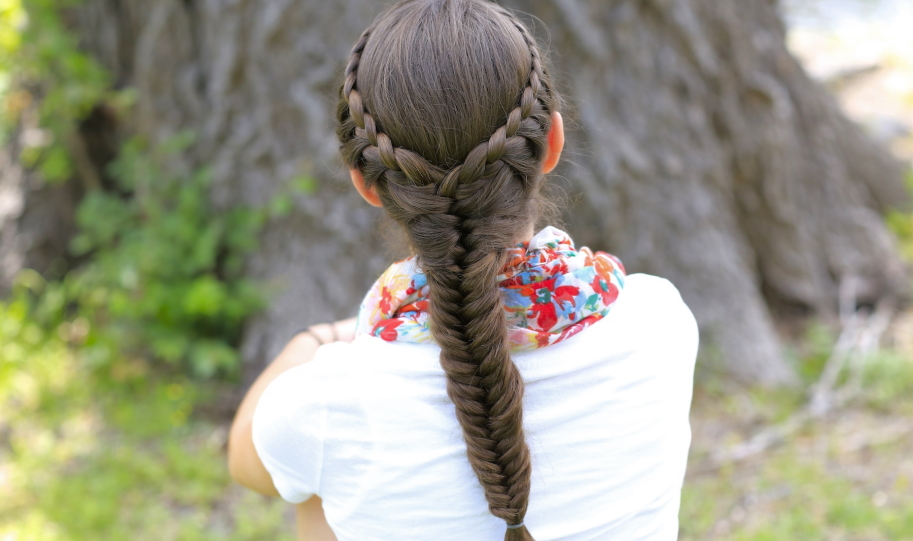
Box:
336, 1, 560, 538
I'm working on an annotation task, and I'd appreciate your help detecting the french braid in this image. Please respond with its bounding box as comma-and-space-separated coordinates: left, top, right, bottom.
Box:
336, 2, 558, 538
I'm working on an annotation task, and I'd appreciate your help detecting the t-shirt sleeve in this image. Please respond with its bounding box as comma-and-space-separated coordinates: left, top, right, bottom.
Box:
644, 275, 699, 530
654, 276, 699, 373
252, 348, 339, 503
616, 274, 699, 527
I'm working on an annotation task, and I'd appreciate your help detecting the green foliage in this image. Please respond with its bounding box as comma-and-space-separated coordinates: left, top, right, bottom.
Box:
0, 288, 294, 540
24, 133, 281, 379
0, 0, 119, 182
795, 321, 838, 385
681, 450, 913, 541
860, 351, 913, 413
0, 104, 304, 540
0, 0, 320, 380
0, 2, 300, 538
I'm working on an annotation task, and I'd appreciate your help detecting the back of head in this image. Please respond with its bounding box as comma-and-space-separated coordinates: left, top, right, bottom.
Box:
357, 0, 531, 167
336, 1, 559, 538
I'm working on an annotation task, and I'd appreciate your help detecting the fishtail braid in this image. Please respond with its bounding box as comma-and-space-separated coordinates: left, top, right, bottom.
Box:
336, 2, 559, 539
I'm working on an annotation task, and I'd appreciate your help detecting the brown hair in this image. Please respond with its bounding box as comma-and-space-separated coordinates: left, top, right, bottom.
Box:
336, 1, 559, 539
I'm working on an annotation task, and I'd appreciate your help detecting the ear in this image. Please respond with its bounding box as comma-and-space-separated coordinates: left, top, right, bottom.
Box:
542, 111, 565, 174
350, 169, 382, 207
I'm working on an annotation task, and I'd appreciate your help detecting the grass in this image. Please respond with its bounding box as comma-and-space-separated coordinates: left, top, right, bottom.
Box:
681, 349, 913, 541
0, 299, 294, 541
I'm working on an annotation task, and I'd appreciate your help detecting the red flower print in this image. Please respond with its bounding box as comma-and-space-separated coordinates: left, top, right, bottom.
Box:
380, 287, 394, 315
532, 302, 557, 330
555, 315, 602, 344
551, 260, 569, 276
399, 299, 430, 314
590, 275, 619, 305
554, 285, 580, 306
373, 319, 403, 342
530, 283, 558, 329
605, 283, 619, 304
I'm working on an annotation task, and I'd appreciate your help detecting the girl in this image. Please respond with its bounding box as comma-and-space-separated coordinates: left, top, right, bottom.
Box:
228, 1, 699, 540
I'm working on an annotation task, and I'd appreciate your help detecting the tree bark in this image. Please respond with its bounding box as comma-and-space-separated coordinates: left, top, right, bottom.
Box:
4, 0, 908, 386
0, 121, 84, 291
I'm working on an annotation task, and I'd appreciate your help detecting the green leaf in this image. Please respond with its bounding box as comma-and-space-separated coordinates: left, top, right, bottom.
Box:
38, 144, 71, 181
150, 330, 191, 364
189, 340, 238, 379
290, 175, 317, 194
268, 193, 293, 218
183, 276, 225, 317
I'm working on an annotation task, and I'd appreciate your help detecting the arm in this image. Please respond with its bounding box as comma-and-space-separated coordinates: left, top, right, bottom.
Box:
227, 318, 356, 495
297, 496, 339, 541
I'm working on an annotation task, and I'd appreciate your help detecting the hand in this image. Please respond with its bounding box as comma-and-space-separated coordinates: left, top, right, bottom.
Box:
306, 317, 357, 344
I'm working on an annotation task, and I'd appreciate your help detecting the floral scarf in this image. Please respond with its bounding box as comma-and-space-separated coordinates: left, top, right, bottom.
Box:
355, 226, 626, 350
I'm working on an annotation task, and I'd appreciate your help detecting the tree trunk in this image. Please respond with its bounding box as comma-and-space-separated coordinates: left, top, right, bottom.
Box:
0, 122, 84, 291
5, 0, 908, 386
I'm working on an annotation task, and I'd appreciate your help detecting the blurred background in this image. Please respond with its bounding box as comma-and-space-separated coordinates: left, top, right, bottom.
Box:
1, 0, 912, 539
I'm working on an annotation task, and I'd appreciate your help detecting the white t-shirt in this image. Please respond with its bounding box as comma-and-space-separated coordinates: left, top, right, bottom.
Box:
253, 273, 699, 541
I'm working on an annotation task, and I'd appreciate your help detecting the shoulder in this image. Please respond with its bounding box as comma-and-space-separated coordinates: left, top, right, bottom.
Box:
515, 272, 698, 388
256, 339, 440, 416
252, 339, 402, 503
615, 273, 698, 341
590, 272, 700, 382
252, 342, 359, 457
620, 273, 689, 309
256, 347, 338, 412
252, 348, 353, 503
599, 274, 699, 441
